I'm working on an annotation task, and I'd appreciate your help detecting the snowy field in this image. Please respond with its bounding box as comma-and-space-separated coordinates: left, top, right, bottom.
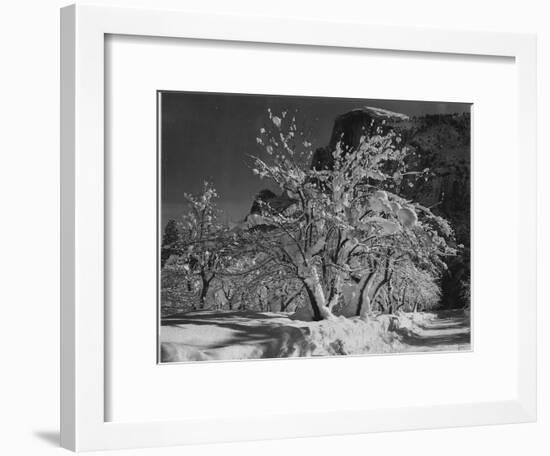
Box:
160, 310, 470, 362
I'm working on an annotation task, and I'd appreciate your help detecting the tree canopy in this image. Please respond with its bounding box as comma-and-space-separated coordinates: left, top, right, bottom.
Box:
161, 110, 458, 320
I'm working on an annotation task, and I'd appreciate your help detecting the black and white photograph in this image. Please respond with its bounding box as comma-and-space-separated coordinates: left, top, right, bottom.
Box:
158, 91, 471, 363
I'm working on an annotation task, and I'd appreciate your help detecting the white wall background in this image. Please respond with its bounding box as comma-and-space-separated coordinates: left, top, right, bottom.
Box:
0, 0, 547, 455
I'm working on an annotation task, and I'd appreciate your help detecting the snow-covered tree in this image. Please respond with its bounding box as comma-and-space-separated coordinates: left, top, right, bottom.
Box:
243, 110, 456, 320
167, 181, 231, 310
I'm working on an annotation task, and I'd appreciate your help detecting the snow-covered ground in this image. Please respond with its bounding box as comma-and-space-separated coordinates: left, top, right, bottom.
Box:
160, 309, 470, 362
396, 310, 472, 353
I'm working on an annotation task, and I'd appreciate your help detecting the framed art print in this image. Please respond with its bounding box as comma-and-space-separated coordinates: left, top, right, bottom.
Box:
61, 4, 537, 451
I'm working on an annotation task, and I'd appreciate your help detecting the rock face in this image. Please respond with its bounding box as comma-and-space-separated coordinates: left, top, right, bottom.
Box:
249, 189, 295, 216
244, 189, 297, 230
328, 107, 409, 150
312, 107, 410, 170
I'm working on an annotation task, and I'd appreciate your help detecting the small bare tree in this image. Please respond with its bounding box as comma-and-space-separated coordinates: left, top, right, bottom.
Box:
172, 181, 231, 309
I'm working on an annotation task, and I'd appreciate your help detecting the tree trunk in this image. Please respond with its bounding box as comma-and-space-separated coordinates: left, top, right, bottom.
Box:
372, 278, 389, 310
327, 274, 343, 311
221, 286, 233, 310
359, 295, 372, 320
370, 256, 393, 314
303, 283, 322, 321
400, 282, 408, 311
302, 265, 333, 320
355, 272, 376, 318
199, 273, 212, 309
386, 279, 394, 314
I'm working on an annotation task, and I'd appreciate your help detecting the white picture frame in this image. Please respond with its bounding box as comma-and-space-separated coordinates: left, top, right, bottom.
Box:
60, 4, 537, 452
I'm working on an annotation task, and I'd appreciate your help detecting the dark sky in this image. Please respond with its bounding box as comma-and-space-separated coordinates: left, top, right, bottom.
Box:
160, 91, 470, 228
